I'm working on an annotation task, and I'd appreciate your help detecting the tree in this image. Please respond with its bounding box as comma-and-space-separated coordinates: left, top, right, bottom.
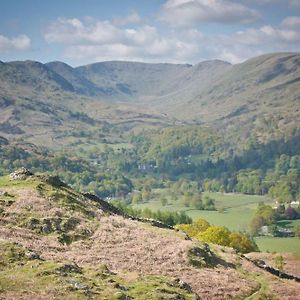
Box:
269, 182, 293, 203
249, 215, 265, 236
285, 206, 298, 220
203, 195, 215, 210
160, 196, 168, 206
274, 255, 284, 272
183, 192, 193, 207
132, 192, 142, 204
229, 232, 258, 253
256, 203, 276, 224
176, 218, 210, 237
142, 187, 152, 202
191, 194, 203, 210
197, 226, 231, 246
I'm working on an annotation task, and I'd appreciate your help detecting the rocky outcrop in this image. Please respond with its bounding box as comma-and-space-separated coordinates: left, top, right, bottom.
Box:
243, 255, 300, 283
9, 167, 33, 180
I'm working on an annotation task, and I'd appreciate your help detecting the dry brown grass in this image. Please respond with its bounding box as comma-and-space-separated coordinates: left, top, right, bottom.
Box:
240, 258, 300, 300
1, 185, 300, 299
2, 214, 254, 299
246, 251, 300, 278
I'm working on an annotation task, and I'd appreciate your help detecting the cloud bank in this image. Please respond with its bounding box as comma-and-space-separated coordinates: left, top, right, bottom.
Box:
44, 16, 200, 63
42, 2, 300, 65
158, 0, 260, 27
0, 34, 31, 53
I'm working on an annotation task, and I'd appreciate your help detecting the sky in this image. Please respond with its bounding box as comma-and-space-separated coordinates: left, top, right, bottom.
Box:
0, 0, 300, 66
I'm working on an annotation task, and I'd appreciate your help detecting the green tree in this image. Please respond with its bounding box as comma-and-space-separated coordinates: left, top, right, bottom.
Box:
249, 215, 264, 236
229, 232, 258, 253
191, 194, 203, 210
132, 192, 142, 204
161, 196, 168, 206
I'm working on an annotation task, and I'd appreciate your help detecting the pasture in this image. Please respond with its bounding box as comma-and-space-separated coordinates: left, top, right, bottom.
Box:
133, 190, 272, 231
255, 237, 300, 257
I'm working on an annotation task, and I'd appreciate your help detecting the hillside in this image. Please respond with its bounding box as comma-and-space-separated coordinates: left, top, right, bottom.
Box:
0, 53, 300, 213
0, 52, 299, 148
0, 168, 299, 299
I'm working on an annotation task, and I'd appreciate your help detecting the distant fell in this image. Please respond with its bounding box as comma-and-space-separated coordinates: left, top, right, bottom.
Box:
0, 52, 299, 146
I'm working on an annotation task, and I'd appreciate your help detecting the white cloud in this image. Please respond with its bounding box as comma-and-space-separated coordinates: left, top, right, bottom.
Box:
44, 17, 201, 63
158, 0, 260, 27
0, 34, 31, 53
224, 20, 300, 47
112, 11, 142, 26
44, 18, 121, 45
44, 13, 300, 65
207, 18, 300, 63
281, 16, 300, 29
245, 0, 300, 7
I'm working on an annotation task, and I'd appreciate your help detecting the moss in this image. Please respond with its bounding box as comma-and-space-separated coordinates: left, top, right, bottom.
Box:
0, 243, 198, 300
0, 242, 26, 267
0, 175, 39, 189
36, 183, 95, 218
121, 275, 197, 300
0, 192, 15, 207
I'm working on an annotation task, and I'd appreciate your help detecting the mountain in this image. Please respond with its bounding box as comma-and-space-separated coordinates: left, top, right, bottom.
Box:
0, 59, 173, 148
0, 60, 74, 97
0, 168, 299, 299
167, 52, 300, 122
76, 61, 196, 100
0, 52, 299, 148
45, 61, 104, 96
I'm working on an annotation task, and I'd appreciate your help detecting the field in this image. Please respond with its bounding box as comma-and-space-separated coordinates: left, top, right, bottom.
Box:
255, 237, 300, 257
132, 190, 300, 255
133, 190, 272, 231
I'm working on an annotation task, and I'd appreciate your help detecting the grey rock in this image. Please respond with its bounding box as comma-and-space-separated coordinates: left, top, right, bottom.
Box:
57, 263, 82, 275
25, 250, 41, 260
9, 168, 33, 180
65, 279, 89, 291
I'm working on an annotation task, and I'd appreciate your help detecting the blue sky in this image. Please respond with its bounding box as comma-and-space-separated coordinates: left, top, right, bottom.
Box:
0, 0, 300, 65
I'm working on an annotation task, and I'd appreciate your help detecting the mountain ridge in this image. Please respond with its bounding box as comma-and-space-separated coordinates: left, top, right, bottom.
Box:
0, 52, 299, 147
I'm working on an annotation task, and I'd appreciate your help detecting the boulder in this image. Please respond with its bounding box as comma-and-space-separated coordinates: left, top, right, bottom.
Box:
9, 168, 33, 180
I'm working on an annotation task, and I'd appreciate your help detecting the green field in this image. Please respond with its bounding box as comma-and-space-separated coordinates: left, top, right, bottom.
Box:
132, 190, 300, 255
133, 191, 273, 231
255, 237, 300, 257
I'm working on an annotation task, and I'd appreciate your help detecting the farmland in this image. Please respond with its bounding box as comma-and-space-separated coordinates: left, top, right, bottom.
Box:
132, 190, 300, 254
133, 190, 272, 231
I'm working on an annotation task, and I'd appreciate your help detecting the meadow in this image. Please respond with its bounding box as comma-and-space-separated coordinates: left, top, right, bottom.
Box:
132, 190, 300, 254
133, 190, 272, 231
255, 237, 300, 257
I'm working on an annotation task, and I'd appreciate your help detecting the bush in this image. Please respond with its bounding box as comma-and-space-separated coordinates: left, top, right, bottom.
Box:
178, 218, 258, 253
197, 226, 231, 246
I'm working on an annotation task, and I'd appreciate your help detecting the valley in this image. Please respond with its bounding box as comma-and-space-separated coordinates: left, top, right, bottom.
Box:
1, 52, 300, 299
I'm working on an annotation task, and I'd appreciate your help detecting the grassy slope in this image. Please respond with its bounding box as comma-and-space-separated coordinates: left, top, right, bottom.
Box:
0, 241, 196, 300
1, 172, 299, 299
